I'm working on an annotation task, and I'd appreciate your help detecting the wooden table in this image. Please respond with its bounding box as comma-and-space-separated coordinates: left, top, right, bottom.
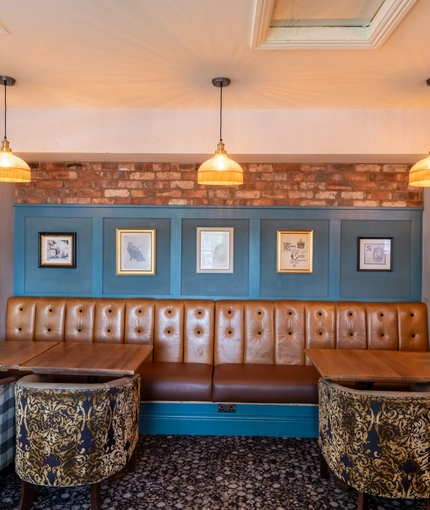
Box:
19, 342, 153, 377
306, 348, 430, 384
0, 341, 59, 371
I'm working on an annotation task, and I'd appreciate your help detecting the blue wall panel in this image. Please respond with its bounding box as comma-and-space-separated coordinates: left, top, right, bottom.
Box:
181, 218, 249, 296
260, 219, 330, 298
23, 216, 93, 295
103, 217, 171, 295
14, 205, 423, 301
340, 220, 412, 299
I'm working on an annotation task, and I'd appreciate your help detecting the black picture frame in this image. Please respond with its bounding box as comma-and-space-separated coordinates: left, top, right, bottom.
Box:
39, 232, 77, 268
357, 237, 393, 272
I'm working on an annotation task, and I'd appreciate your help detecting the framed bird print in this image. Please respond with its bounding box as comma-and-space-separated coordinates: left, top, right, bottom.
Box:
116, 229, 156, 276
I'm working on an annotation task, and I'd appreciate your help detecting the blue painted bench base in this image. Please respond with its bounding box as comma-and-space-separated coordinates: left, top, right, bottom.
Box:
139, 402, 318, 438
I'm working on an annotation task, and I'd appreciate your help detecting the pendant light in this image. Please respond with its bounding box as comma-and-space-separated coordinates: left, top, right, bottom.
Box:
197, 77, 243, 185
409, 78, 430, 186
409, 152, 430, 187
0, 76, 31, 182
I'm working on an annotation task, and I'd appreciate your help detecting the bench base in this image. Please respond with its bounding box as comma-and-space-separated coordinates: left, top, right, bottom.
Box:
139, 402, 318, 438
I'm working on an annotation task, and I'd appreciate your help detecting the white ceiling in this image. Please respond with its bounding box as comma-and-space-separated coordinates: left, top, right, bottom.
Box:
1, 0, 430, 163
1, 0, 429, 110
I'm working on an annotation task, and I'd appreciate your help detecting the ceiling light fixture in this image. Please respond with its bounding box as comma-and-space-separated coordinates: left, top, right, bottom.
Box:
0, 76, 31, 182
408, 78, 430, 187
197, 77, 243, 186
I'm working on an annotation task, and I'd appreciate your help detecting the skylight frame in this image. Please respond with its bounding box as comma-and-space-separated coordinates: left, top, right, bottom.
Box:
251, 0, 417, 49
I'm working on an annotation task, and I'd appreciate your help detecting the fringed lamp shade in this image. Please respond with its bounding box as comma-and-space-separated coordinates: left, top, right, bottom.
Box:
409, 152, 430, 187
197, 141, 243, 185
0, 138, 31, 182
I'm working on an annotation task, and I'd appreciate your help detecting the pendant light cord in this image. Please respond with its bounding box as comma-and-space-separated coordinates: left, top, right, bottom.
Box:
219, 82, 223, 142
3, 80, 6, 140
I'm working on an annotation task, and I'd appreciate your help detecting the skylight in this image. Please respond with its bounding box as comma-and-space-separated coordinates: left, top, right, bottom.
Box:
270, 0, 385, 28
252, 0, 417, 49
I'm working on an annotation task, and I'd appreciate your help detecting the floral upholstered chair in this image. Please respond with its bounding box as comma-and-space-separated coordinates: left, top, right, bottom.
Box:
318, 378, 430, 510
14, 373, 141, 510
0, 376, 18, 472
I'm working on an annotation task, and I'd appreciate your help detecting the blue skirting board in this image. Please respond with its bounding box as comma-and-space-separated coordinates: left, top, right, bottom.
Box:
139, 402, 319, 438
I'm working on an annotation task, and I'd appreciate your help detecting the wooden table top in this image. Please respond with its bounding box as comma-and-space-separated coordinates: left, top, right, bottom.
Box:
0, 341, 59, 371
306, 348, 430, 383
19, 342, 153, 377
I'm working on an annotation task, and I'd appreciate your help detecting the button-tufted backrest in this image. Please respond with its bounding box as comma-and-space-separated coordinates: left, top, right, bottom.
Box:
184, 300, 214, 364
5, 297, 429, 366
274, 301, 305, 365
64, 298, 96, 343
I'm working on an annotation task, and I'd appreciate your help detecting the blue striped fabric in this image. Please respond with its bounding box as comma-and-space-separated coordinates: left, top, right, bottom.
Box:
0, 381, 16, 471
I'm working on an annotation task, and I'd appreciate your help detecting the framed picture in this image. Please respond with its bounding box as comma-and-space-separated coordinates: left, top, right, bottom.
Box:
116, 229, 156, 276
358, 237, 393, 271
277, 230, 313, 273
196, 227, 234, 274
39, 232, 76, 268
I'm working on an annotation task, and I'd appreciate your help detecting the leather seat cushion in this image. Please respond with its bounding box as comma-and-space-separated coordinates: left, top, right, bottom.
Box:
139, 362, 213, 401
213, 364, 320, 404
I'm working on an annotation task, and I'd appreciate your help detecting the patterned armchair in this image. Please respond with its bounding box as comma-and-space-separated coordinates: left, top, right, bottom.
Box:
14, 373, 141, 510
0, 376, 18, 472
318, 378, 430, 510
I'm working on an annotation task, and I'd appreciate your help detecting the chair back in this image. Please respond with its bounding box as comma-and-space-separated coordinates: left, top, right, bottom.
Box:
15, 374, 140, 486
319, 378, 430, 500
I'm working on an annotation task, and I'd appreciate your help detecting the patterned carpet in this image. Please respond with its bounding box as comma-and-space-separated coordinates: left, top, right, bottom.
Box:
0, 435, 426, 510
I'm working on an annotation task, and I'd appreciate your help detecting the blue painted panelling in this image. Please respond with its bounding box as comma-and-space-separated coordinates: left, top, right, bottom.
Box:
14, 205, 423, 301
103, 218, 171, 295
139, 402, 319, 438
260, 219, 330, 298
181, 218, 249, 296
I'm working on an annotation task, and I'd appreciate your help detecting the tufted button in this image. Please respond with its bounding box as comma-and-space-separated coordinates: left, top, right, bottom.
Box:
288, 311, 292, 315
18, 327, 22, 331
79, 309, 83, 313
288, 332, 292, 335
108, 309, 112, 313
49, 309, 52, 313
349, 312, 353, 316
198, 310, 202, 315
381, 333, 384, 337
228, 330, 232, 335
258, 311, 262, 315
350, 332, 353, 336
319, 332, 323, 336
412, 334, 416, 338
167, 329, 171, 334
258, 331, 262, 335
410, 313, 414, 317
168, 310, 172, 315
47, 328, 51, 332
227, 310, 232, 315
137, 329, 142, 334
107, 329, 111, 333
78, 329, 81, 332
197, 330, 201, 335
138, 310, 142, 314
380, 313, 384, 317
318, 312, 322, 316
19, 307, 23, 311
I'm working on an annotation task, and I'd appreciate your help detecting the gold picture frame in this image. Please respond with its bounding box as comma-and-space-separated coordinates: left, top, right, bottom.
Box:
116, 229, 156, 276
277, 230, 313, 273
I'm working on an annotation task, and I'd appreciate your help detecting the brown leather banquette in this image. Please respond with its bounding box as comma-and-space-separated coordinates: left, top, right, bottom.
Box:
5, 297, 429, 404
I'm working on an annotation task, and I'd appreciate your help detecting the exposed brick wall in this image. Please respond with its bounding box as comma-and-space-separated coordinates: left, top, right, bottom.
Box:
14, 161, 423, 207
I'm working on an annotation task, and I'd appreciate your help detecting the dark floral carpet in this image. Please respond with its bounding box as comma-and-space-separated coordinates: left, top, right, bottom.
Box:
0, 435, 426, 509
